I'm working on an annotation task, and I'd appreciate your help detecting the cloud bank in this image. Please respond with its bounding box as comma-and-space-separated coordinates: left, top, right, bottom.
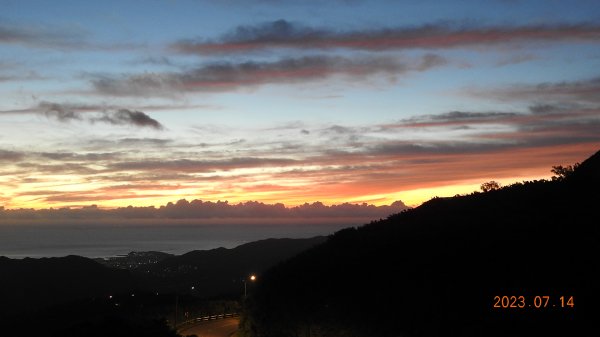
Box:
172, 20, 600, 54
0, 199, 409, 225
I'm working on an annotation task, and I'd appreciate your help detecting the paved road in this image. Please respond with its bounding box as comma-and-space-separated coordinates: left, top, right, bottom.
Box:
178, 317, 239, 337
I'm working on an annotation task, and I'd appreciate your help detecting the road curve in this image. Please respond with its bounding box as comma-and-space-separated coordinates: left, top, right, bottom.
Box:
178, 317, 239, 337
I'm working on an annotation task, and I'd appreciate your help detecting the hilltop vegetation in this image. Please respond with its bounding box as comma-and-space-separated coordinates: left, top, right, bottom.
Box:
240, 150, 600, 337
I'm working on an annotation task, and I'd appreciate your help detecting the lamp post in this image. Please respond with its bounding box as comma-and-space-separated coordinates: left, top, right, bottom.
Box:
174, 294, 179, 328
174, 285, 194, 329
243, 274, 257, 298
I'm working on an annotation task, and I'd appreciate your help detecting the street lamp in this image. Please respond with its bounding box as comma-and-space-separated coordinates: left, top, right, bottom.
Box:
174, 285, 195, 329
243, 274, 257, 298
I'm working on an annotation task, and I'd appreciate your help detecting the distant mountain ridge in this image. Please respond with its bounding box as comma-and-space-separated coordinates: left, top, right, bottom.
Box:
241, 150, 600, 337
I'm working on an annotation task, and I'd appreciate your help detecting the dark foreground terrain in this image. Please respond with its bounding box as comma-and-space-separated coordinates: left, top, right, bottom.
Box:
0, 237, 325, 337
240, 150, 600, 337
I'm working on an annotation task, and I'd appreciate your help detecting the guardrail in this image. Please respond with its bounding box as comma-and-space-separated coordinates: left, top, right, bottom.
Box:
176, 312, 239, 330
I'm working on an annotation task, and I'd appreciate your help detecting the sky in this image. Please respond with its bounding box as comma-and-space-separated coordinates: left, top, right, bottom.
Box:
1, 0, 600, 220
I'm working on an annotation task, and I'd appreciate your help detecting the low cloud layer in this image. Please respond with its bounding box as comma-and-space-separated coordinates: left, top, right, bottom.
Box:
0, 199, 409, 225
172, 20, 600, 54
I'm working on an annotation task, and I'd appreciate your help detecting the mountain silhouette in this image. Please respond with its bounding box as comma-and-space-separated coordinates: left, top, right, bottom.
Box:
241, 150, 600, 337
144, 237, 327, 296
0, 237, 325, 317
0, 237, 326, 336
0, 255, 136, 315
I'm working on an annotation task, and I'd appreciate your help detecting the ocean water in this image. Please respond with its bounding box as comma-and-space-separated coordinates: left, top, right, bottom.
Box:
0, 223, 351, 259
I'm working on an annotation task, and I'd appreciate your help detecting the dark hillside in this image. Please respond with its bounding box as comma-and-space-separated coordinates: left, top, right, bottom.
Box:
241, 150, 600, 337
0, 237, 326, 336
145, 237, 327, 296
0, 255, 136, 315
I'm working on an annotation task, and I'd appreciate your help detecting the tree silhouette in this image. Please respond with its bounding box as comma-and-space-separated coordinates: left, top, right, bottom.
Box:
480, 180, 501, 192
551, 163, 580, 180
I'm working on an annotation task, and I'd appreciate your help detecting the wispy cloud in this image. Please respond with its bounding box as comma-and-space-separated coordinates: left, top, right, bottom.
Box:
172, 20, 600, 54
39, 152, 118, 162
0, 22, 87, 49
91, 109, 163, 130
89, 54, 445, 97
384, 111, 520, 128
0, 22, 145, 51
495, 53, 537, 67
16, 161, 100, 175
0, 149, 24, 162
109, 157, 298, 173
475, 76, 600, 104
1, 102, 164, 129
0, 71, 46, 82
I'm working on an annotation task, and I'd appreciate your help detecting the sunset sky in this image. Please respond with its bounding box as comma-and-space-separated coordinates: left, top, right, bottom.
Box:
1, 0, 599, 213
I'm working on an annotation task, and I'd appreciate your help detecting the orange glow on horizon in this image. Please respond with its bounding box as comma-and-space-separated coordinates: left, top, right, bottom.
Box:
2, 143, 594, 211
3, 173, 554, 211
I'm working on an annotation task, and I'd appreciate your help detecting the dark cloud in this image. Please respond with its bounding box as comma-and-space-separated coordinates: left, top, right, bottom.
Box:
118, 138, 172, 146
40, 101, 84, 121
95, 172, 198, 183
109, 157, 297, 173
0, 22, 144, 51
495, 53, 537, 67
92, 109, 163, 130
39, 152, 118, 161
428, 111, 517, 121
380, 110, 519, 129
365, 141, 508, 157
172, 19, 322, 54
17, 162, 99, 175
89, 55, 443, 97
134, 56, 175, 66
223, 19, 319, 45
0, 71, 45, 82
476, 76, 600, 104
42, 192, 165, 203
527, 103, 577, 115
4, 102, 164, 129
416, 53, 448, 71
0, 149, 24, 162
90, 73, 176, 97
1, 102, 100, 115
172, 20, 600, 54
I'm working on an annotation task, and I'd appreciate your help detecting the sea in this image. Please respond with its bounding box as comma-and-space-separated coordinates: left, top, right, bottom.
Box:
0, 223, 352, 259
